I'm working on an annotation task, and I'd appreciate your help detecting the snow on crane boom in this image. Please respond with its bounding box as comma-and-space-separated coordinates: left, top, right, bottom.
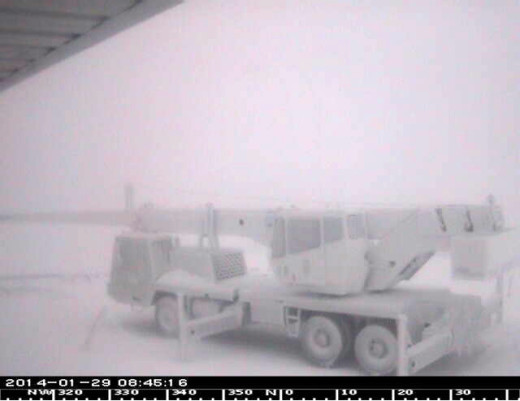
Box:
0, 191, 510, 293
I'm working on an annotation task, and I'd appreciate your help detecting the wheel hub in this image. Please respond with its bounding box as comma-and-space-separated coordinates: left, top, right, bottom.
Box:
314, 329, 331, 348
369, 339, 387, 358
160, 309, 175, 329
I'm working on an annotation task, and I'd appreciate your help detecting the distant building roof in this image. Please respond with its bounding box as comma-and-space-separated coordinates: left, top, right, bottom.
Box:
0, 0, 182, 92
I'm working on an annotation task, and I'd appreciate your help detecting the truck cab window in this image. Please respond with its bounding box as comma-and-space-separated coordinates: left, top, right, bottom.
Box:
271, 218, 286, 258
288, 218, 321, 254
324, 217, 343, 243
118, 239, 147, 269
152, 238, 173, 275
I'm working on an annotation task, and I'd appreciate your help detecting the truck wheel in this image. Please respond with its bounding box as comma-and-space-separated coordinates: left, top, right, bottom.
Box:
354, 324, 398, 375
155, 296, 179, 337
301, 315, 345, 368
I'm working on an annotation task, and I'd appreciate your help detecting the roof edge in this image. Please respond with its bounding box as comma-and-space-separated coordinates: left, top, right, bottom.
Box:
0, 0, 183, 93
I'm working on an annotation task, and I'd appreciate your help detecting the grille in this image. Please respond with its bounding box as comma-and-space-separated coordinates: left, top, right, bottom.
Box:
212, 252, 247, 281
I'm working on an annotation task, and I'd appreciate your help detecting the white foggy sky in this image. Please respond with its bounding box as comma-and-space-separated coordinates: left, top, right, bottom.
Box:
1, 0, 519, 220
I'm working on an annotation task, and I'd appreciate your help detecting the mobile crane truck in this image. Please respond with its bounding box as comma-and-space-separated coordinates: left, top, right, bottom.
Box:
1, 189, 519, 375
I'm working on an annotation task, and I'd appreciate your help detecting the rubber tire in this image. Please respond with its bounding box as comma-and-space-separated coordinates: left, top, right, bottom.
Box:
301, 315, 345, 368
354, 324, 398, 375
155, 296, 179, 337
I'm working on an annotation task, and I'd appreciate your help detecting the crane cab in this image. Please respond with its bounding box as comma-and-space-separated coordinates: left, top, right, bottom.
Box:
269, 211, 370, 295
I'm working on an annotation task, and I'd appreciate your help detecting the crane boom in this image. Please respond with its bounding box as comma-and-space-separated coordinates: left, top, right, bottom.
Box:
0, 210, 134, 227
0, 191, 512, 293
364, 204, 503, 289
136, 207, 276, 246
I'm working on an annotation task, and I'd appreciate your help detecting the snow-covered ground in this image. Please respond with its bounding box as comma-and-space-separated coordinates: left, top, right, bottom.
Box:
1, 266, 519, 376
1, 228, 520, 376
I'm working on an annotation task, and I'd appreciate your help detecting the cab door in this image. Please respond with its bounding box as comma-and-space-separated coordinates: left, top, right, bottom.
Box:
282, 216, 325, 287
323, 214, 348, 286
323, 214, 370, 294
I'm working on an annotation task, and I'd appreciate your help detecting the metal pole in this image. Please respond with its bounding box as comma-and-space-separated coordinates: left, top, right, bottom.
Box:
125, 184, 134, 211
397, 314, 409, 376
207, 203, 219, 249
496, 270, 505, 324
177, 293, 188, 360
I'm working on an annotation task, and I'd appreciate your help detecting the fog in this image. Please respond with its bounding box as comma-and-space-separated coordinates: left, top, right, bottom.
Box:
0, 0, 519, 376
1, 0, 519, 214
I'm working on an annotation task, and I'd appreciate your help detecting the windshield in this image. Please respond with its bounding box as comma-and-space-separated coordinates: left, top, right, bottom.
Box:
118, 238, 148, 269
151, 238, 173, 276
288, 218, 321, 254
